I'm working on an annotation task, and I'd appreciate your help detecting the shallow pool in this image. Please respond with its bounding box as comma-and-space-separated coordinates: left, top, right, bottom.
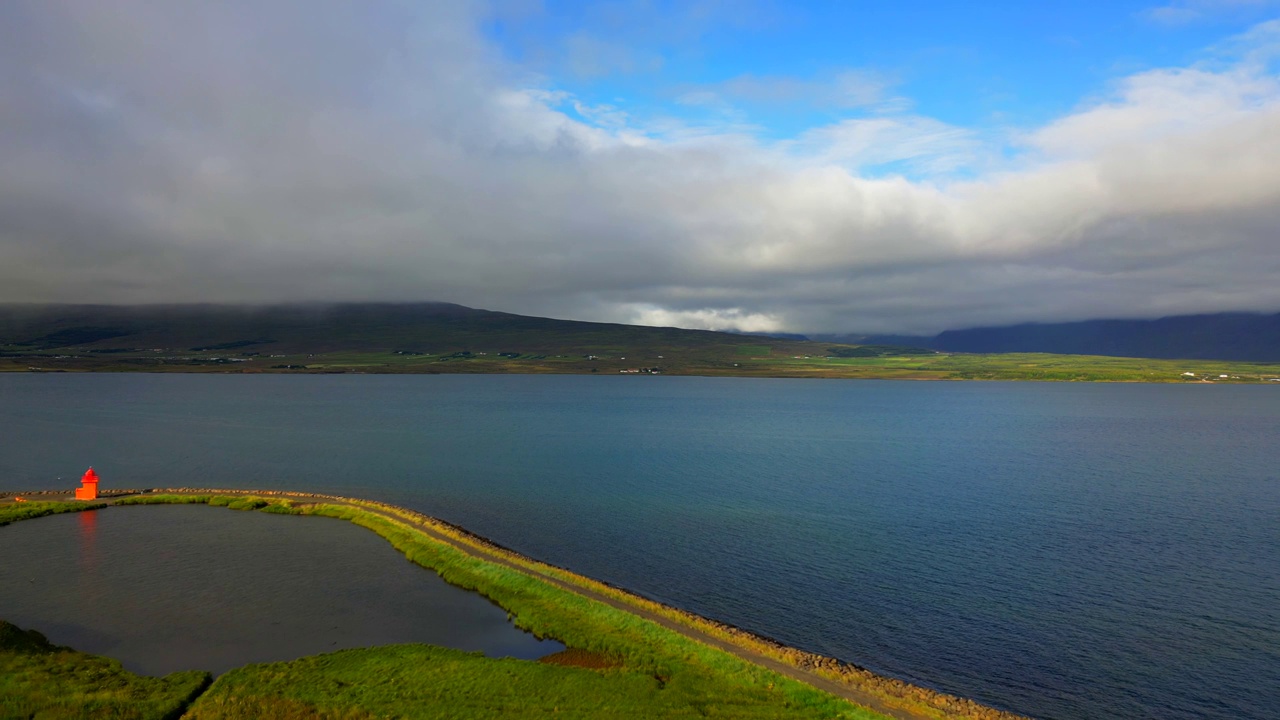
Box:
0, 505, 562, 675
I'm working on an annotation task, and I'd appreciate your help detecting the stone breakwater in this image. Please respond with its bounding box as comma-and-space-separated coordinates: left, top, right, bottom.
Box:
1, 486, 1029, 720
1, 489, 138, 498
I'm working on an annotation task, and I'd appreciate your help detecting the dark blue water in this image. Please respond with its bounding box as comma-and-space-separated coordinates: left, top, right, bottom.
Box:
0, 504, 560, 675
1, 375, 1277, 720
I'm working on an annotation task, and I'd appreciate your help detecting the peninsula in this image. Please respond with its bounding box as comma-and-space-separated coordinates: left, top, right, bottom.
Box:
1, 488, 1025, 720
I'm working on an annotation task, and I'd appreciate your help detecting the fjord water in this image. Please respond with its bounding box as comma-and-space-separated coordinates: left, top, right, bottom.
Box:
1, 375, 1277, 719
0, 504, 561, 675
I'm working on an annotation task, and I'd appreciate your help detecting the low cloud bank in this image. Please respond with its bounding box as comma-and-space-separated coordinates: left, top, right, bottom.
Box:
2, 2, 1278, 334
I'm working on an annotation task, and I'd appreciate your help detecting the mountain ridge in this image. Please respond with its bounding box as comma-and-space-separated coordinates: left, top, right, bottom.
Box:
839, 312, 1280, 362
4, 303, 1279, 363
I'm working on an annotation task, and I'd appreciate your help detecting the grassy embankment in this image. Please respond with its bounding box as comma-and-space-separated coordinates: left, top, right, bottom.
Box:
129, 494, 883, 719
0, 498, 103, 525
2, 495, 899, 719
0, 621, 210, 720
345, 497, 1016, 719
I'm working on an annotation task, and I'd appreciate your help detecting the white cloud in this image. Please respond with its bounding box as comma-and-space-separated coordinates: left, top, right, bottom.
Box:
1141, 0, 1278, 26
627, 306, 784, 333
687, 69, 891, 109
790, 116, 982, 174
2, 3, 1280, 334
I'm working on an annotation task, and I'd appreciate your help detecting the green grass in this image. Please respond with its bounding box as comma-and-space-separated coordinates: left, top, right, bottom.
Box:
0, 620, 210, 720
731, 351, 1280, 383
2, 494, 1016, 718
9, 345, 1279, 383
0, 499, 102, 526
191, 643, 840, 720
113, 494, 216, 505
4, 303, 1280, 382
110, 495, 887, 719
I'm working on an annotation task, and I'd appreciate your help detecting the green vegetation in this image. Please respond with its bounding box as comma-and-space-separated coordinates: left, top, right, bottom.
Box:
4, 303, 1279, 381
131, 496, 881, 719
0, 620, 210, 720
351, 499, 1017, 720
0, 493, 1020, 718
113, 494, 216, 505
725, 351, 1280, 383
9, 344, 1280, 382
191, 642, 842, 720
827, 345, 934, 358
0, 499, 102, 526
116, 494, 292, 512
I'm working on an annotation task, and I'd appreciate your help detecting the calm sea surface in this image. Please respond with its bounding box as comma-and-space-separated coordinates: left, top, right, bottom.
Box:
1, 374, 1277, 719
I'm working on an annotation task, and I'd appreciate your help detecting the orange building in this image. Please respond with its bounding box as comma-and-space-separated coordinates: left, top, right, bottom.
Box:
75, 467, 100, 500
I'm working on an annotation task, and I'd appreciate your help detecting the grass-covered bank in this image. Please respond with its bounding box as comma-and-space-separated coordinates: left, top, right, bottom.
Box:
349, 497, 1017, 720
0, 499, 102, 526
8, 346, 1280, 382
1, 492, 1027, 719
115, 494, 883, 719
0, 620, 210, 720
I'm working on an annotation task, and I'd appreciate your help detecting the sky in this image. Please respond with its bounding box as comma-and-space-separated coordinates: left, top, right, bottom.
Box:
2, 1, 1279, 334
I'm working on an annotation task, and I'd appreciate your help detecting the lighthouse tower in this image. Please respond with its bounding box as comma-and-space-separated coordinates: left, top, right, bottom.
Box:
75, 467, 100, 501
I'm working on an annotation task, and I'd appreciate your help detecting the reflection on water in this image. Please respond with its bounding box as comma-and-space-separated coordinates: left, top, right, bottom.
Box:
73, 509, 103, 618
76, 509, 97, 565
77, 507, 97, 537
0, 505, 562, 675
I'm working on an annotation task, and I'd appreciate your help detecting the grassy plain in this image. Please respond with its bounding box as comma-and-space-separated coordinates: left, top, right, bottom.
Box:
5, 302, 1277, 381
0, 620, 210, 720
6, 345, 1280, 382
191, 643, 840, 720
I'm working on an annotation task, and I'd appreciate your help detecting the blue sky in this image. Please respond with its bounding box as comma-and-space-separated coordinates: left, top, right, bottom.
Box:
485, 0, 1278, 147
3, 1, 1280, 333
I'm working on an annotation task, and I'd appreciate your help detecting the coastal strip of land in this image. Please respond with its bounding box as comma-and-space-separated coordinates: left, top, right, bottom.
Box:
5, 303, 1279, 382
1, 488, 1029, 720
8, 347, 1280, 383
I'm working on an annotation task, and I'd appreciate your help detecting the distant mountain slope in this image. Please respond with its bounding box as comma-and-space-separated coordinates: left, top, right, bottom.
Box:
7, 304, 1277, 363
0, 302, 811, 356
866, 312, 1280, 361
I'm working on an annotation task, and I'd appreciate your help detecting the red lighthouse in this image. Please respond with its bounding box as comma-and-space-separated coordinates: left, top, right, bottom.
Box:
75, 467, 100, 500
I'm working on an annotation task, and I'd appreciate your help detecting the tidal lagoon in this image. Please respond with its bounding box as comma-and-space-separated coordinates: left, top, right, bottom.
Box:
0, 504, 560, 675
1, 374, 1277, 719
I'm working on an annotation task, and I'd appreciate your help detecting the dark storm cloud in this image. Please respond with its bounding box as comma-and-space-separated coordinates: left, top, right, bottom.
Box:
2, 2, 1279, 333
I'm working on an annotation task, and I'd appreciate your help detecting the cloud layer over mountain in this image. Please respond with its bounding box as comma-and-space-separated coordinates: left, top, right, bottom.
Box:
3, 1, 1279, 333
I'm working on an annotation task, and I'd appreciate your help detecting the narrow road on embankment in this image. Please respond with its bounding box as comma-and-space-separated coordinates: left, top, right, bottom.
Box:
23, 488, 961, 720
325, 497, 926, 720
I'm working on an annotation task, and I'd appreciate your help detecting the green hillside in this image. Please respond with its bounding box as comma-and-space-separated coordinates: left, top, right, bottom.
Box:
2, 303, 1279, 382
0, 302, 817, 354
0, 302, 850, 374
